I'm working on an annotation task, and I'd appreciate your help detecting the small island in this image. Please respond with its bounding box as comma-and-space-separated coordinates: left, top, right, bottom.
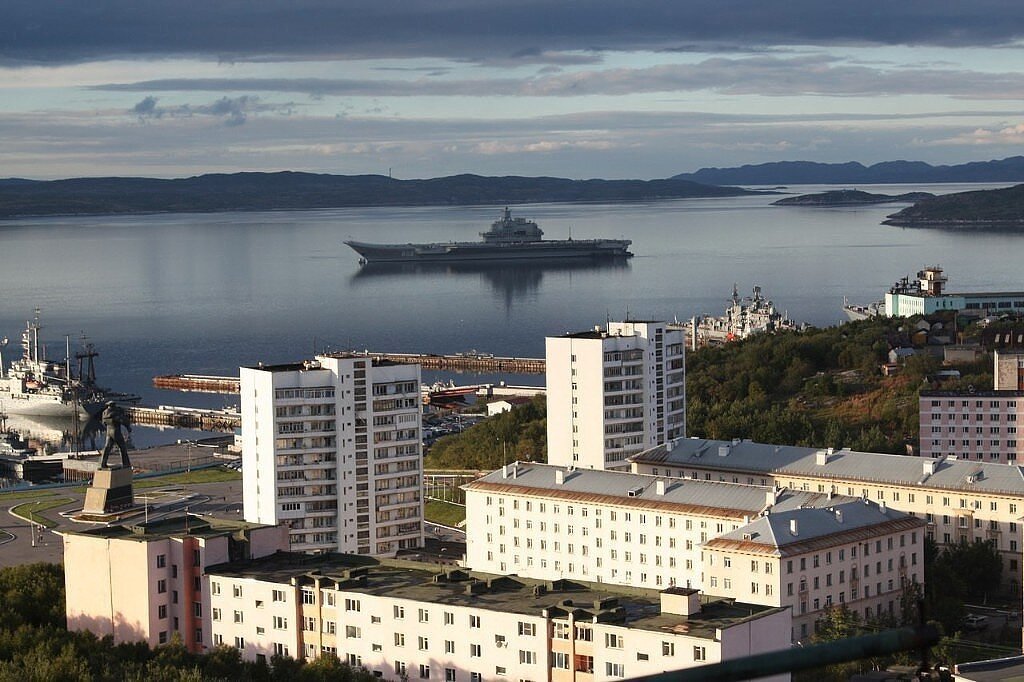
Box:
772, 189, 934, 207
884, 183, 1024, 228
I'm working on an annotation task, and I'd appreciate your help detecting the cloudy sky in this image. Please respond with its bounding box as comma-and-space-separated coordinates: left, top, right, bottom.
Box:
5, 1, 1024, 179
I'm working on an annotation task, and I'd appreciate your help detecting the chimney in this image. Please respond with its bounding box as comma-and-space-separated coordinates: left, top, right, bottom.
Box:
718, 445, 731, 457
666, 440, 675, 452
512, 463, 519, 479
789, 519, 799, 536
835, 509, 843, 524
655, 480, 666, 496
660, 588, 701, 617
502, 464, 509, 479
923, 458, 938, 476
555, 469, 565, 485
765, 488, 778, 507
816, 450, 828, 466
879, 501, 887, 514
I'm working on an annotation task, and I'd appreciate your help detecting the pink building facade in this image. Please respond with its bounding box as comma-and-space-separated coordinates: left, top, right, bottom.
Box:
919, 391, 1024, 464
62, 515, 286, 652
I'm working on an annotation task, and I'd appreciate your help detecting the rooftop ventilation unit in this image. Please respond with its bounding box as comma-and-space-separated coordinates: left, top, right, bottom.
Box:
627, 486, 644, 497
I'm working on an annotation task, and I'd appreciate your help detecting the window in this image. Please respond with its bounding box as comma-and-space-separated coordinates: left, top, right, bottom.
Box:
394, 605, 405, 619
395, 633, 405, 647
605, 633, 623, 648
662, 642, 675, 656
232, 584, 242, 598
157, 579, 167, 594
693, 646, 706, 661
552, 652, 570, 670
234, 636, 244, 649
346, 625, 361, 639
518, 621, 536, 636
396, 662, 407, 676
606, 662, 625, 677
470, 644, 482, 657
446, 669, 456, 682
272, 616, 287, 630
158, 604, 167, 619
519, 650, 537, 665
419, 608, 429, 623
419, 664, 431, 679
156, 554, 166, 568
445, 640, 455, 654
346, 598, 361, 612
418, 636, 429, 651
444, 611, 455, 625
233, 610, 243, 624
470, 615, 481, 628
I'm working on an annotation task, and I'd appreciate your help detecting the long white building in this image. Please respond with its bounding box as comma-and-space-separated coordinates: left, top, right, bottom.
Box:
241, 354, 423, 556
546, 321, 685, 470
206, 552, 792, 682
462, 462, 921, 641
630, 437, 1024, 588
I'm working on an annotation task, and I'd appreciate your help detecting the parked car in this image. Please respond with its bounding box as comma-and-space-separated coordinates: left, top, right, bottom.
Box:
964, 614, 988, 630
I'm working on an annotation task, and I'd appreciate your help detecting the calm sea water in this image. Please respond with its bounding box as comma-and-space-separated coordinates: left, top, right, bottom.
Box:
0, 182, 1020, 446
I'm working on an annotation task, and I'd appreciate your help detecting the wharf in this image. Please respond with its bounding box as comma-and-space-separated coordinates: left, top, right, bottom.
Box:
127, 405, 240, 432
154, 374, 241, 394
349, 351, 545, 374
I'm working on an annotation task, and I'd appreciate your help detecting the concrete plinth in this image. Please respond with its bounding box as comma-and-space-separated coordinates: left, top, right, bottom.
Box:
83, 467, 134, 515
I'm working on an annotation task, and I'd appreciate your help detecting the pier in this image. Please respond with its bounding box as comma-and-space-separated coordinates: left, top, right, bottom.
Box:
127, 405, 240, 432
343, 351, 545, 374
153, 374, 241, 394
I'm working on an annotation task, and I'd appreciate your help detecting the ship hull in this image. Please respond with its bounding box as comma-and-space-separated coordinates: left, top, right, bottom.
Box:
345, 239, 632, 263
0, 395, 99, 417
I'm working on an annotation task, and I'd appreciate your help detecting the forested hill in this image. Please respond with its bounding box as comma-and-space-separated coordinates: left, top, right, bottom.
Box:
884, 183, 1024, 228
0, 172, 756, 219
673, 156, 1024, 185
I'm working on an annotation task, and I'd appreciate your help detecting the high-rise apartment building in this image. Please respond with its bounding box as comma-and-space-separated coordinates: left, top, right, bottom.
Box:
240, 354, 423, 556
546, 321, 685, 470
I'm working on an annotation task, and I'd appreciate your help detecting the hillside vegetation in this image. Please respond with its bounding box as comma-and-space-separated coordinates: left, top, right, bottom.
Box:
426, 396, 546, 470
885, 183, 1024, 227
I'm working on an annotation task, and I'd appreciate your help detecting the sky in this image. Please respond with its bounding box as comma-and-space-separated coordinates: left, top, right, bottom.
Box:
5, 1, 1024, 180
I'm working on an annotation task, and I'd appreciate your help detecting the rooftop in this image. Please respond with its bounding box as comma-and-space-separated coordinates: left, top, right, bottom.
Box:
207, 552, 785, 639
705, 499, 924, 558
464, 462, 852, 518
632, 438, 1024, 497
921, 389, 1024, 398
65, 514, 271, 542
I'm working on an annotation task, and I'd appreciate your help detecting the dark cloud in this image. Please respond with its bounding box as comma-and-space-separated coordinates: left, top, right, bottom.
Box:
128, 94, 279, 126
96, 56, 1024, 101
5, 1, 1024, 65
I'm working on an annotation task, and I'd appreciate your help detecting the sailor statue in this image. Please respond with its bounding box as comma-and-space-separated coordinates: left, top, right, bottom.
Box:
98, 401, 132, 469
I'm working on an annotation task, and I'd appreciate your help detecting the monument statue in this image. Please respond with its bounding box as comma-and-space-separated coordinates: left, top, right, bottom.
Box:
99, 402, 132, 469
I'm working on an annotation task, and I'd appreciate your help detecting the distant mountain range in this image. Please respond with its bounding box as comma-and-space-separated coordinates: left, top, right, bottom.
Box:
673, 156, 1024, 185
0, 172, 757, 219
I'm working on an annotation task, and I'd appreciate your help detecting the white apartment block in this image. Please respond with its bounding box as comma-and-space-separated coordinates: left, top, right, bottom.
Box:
996, 350, 1024, 390
206, 552, 791, 682
241, 354, 423, 556
546, 321, 685, 470
919, 390, 1024, 464
462, 463, 919, 641
61, 515, 286, 653
630, 438, 1024, 589
702, 500, 924, 641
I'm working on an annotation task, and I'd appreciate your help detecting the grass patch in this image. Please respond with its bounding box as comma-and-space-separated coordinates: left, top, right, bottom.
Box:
0, 489, 56, 502
135, 467, 241, 488
11, 497, 74, 528
424, 500, 466, 527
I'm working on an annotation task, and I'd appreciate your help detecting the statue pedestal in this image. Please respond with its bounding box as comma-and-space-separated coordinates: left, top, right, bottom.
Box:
83, 467, 134, 515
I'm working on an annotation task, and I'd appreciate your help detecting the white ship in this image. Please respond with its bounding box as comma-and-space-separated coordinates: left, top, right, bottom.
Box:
842, 296, 885, 321
684, 285, 805, 348
0, 312, 137, 417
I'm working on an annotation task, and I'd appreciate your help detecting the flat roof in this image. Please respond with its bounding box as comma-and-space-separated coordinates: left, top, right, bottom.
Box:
65, 514, 271, 542
207, 552, 786, 639
921, 389, 1024, 398
632, 438, 1024, 497
464, 462, 853, 518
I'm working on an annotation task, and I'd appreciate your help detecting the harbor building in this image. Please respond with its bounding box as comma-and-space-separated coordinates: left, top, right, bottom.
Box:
462, 462, 918, 641
630, 438, 1024, 590
545, 320, 685, 471
884, 266, 1024, 318
61, 515, 286, 653
205, 551, 792, 682
240, 354, 423, 556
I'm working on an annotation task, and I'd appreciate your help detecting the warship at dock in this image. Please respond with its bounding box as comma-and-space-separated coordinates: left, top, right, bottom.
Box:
345, 207, 632, 263
683, 285, 805, 348
0, 312, 138, 417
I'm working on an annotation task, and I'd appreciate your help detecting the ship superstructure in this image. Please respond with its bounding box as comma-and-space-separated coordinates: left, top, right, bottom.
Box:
684, 285, 804, 348
0, 312, 137, 417
345, 207, 632, 263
